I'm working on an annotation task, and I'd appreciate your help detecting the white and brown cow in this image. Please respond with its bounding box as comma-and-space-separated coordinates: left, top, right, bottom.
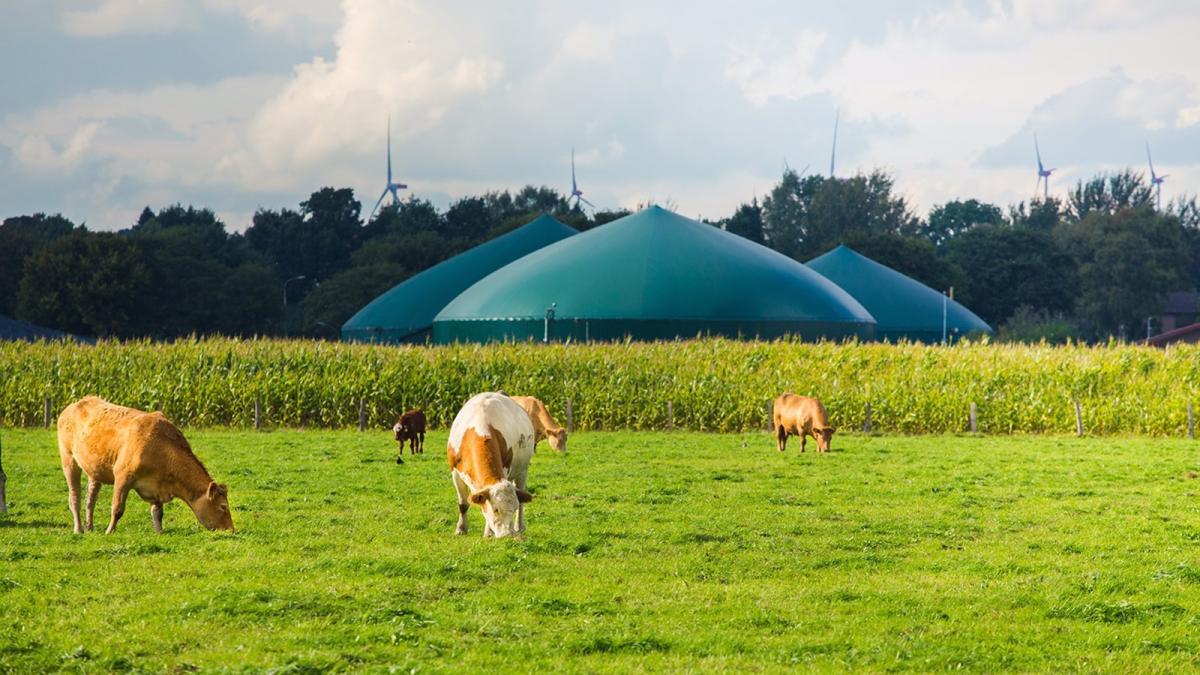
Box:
447, 392, 536, 538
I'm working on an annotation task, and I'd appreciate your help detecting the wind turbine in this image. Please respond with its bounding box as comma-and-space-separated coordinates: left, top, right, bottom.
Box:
368, 116, 408, 220
1147, 142, 1168, 209
568, 148, 594, 210
829, 108, 839, 178
1034, 134, 1055, 201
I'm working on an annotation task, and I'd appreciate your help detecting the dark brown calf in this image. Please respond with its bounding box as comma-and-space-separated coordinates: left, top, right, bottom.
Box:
393, 409, 426, 462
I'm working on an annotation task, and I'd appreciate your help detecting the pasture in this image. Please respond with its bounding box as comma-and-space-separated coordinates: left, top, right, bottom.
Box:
2, 429, 1200, 672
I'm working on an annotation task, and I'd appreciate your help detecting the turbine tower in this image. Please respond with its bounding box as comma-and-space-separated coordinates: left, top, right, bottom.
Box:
1034, 134, 1055, 201
568, 148, 595, 210
368, 116, 408, 220
1147, 142, 1168, 210
829, 108, 839, 178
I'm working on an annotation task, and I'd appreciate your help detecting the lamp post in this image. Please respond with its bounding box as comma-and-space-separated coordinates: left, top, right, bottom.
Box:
284, 275, 307, 307
544, 303, 557, 343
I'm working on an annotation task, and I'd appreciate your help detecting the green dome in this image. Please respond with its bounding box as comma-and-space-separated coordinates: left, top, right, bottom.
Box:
432, 206, 876, 343
806, 245, 992, 343
342, 214, 577, 343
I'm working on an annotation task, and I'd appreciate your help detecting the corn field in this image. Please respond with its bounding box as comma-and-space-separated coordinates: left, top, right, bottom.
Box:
1, 337, 1198, 435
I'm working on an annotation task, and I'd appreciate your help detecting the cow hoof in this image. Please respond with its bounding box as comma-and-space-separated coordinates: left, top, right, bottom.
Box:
396, 457, 404, 465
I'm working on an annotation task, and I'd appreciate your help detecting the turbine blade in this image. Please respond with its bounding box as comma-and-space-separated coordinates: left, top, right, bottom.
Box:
580, 197, 596, 209
369, 188, 389, 219
830, 108, 839, 177
387, 116, 392, 183
1035, 134, 1043, 170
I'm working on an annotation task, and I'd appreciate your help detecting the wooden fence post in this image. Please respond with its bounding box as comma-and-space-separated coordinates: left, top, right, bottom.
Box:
0, 431, 7, 514
1189, 402, 1195, 440
1073, 399, 1083, 436
969, 402, 977, 434
358, 397, 367, 432
864, 402, 872, 434
254, 396, 261, 430
44, 398, 52, 428
565, 399, 574, 433
667, 401, 674, 431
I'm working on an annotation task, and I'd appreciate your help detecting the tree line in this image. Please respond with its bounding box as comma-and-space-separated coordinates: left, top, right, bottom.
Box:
2, 170, 1197, 342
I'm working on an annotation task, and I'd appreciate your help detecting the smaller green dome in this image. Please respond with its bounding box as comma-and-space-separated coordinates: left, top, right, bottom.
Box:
806, 245, 992, 343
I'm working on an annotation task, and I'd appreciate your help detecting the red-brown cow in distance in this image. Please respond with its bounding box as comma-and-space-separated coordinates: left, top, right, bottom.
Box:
393, 409, 426, 463
773, 393, 836, 453
57, 396, 234, 534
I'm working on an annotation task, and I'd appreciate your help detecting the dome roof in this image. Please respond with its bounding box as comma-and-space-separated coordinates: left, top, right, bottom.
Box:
806, 245, 992, 342
342, 214, 577, 343
433, 206, 875, 343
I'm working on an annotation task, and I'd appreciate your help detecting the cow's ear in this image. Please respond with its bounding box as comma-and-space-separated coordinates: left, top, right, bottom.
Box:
827, 427, 837, 435
469, 490, 489, 505
207, 482, 227, 499
516, 489, 534, 503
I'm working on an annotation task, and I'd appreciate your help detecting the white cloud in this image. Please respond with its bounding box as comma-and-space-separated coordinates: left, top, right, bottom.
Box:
60, 0, 194, 37
12, 1, 1200, 230
724, 30, 827, 107
16, 122, 103, 171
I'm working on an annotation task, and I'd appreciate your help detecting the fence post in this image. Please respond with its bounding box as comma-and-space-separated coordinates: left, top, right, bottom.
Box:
969, 402, 977, 434
565, 399, 574, 433
44, 398, 52, 428
1074, 399, 1083, 436
254, 396, 262, 430
1189, 402, 1195, 440
667, 401, 674, 431
864, 402, 872, 434
358, 397, 367, 432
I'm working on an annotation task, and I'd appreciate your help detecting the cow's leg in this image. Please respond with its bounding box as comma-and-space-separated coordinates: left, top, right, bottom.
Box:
452, 472, 470, 535
151, 502, 164, 534
512, 465, 531, 534
776, 425, 788, 452
61, 455, 83, 534
105, 475, 132, 534
800, 432, 807, 453
85, 478, 102, 531
418, 432, 424, 454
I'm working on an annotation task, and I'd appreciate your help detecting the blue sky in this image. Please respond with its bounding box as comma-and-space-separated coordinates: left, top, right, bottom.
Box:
2, 0, 1198, 230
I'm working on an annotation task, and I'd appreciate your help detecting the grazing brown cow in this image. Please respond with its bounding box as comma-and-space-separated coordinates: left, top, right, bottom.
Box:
447, 392, 535, 538
773, 393, 836, 453
393, 409, 426, 463
510, 396, 568, 452
57, 396, 234, 534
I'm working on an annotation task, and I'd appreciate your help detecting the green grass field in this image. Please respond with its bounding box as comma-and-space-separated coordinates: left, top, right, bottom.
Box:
3, 429, 1200, 672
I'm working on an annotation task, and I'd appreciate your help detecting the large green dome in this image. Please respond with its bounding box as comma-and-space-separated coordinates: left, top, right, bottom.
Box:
342, 214, 577, 343
432, 206, 876, 343
806, 245, 992, 343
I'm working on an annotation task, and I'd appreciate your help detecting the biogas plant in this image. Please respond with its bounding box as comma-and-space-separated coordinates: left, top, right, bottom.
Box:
343, 206, 990, 345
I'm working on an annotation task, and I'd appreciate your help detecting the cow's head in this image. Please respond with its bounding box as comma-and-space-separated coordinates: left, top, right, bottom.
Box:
469, 480, 533, 538
194, 481, 235, 531
547, 428, 568, 452
815, 426, 836, 452
392, 421, 405, 441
